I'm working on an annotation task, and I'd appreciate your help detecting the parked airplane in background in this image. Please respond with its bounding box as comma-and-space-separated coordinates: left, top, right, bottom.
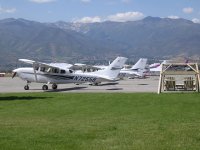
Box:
149, 59, 190, 74
119, 58, 148, 79
74, 58, 148, 79
149, 63, 160, 70
12, 57, 127, 90
149, 60, 169, 75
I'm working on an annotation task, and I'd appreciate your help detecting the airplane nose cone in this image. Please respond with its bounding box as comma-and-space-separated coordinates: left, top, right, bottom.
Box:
13, 68, 20, 72
12, 68, 20, 78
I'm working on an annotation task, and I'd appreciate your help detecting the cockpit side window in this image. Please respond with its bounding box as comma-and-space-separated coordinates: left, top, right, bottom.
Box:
52, 68, 59, 74
40, 67, 51, 73
40, 67, 46, 72
60, 70, 66, 74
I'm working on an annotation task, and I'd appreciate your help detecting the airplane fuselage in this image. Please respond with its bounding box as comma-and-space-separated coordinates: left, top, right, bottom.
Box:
14, 67, 103, 84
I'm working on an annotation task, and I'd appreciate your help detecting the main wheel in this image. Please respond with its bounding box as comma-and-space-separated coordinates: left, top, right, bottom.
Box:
94, 82, 99, 86
52, 84, 57, 90
24, 85, 29, 90
42, 85, 48, 90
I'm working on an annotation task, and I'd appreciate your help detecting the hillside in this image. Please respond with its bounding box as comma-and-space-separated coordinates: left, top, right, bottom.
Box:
0, 17, 200, 70
54, 17, 200, 57
0, 18, 112, 70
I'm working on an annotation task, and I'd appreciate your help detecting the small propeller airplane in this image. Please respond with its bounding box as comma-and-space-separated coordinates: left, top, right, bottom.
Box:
119, 58, 148, 78
12, 57, 127, 90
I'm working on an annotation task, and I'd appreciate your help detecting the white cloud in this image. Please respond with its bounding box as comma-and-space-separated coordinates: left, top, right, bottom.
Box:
0, 7, 16, 14
107, 11, 144, 22
168, 15, 180, 19
81, 0, 91, 3
74, 16, 101, 23
29, 0, 56, 3
74, 11, 144, 23
182, 7, 194, 14
192, 18, 200, 24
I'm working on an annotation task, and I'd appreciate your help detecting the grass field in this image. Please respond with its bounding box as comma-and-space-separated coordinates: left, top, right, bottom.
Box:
0, 93, 200, 150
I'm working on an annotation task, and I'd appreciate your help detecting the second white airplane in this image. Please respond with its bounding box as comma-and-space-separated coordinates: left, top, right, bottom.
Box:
119, 58, 148, 79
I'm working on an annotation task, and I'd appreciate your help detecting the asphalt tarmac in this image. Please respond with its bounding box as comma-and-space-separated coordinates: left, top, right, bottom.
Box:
0, 77, 159, 93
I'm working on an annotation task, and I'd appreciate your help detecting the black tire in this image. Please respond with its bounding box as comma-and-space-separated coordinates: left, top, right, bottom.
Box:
24, 85, 29, 90
42, 85, 48, 90
52, 84, 57, 90
94, 82, 99, 86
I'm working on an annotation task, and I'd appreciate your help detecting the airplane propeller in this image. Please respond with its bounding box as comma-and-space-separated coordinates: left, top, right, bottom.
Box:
12, 72, 17, 78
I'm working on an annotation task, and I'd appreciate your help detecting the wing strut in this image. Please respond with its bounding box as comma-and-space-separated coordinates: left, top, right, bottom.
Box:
33, 63, 38, 82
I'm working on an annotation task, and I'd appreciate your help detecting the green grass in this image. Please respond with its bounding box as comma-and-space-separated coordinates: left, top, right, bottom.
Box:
0, 93, 200, 150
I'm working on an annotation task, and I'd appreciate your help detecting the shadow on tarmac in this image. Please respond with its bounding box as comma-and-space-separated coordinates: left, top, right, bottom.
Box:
0, 96, 50, 101
106, 88, 123, 91
46, 86, 87, 92
89, 82, 119, 86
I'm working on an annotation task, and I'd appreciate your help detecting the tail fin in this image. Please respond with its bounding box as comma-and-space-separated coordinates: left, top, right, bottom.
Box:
131, 58, 147, 70
150, 60, 168, 72
96, 57, 127, 80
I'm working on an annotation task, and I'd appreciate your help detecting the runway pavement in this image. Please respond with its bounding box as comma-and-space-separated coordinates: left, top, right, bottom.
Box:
0, 77, 159, 93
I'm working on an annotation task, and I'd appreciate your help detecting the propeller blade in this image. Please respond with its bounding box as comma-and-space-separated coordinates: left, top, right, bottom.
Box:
12, 72, 17, 78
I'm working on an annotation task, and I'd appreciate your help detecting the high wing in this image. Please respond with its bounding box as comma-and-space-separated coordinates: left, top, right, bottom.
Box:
19, 59, 36, 64
19, 59, 52, 67
19, 59, 106, 72
19, 59, 73, 70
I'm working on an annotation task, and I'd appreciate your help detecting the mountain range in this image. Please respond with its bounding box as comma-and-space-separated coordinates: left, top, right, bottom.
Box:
0, 16, 200, 70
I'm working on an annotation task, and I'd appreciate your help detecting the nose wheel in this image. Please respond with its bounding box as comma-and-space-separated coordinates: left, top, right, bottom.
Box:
24, 81, 30, 90
42, 85, 48, 90
24, 85, 29, 90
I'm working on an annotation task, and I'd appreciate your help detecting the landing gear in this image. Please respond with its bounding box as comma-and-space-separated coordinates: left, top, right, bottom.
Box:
24, 85, 29, 90
24, 81, 30, 90
93, 82, 101, 86
94, 83, 99, 86
42, 85, 48, 90
52, 84, 57, 90
89, 82, 100, 86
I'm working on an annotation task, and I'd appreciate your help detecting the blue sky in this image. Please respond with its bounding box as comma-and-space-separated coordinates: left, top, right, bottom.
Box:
0, 0, 200, 23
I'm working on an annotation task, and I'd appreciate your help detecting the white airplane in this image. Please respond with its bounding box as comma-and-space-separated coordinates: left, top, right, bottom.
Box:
12, 57, 127, 90
150, 60, 168, 72
74, 58, 148, 79
149, 63, 160, 69
119, 58, 148, 79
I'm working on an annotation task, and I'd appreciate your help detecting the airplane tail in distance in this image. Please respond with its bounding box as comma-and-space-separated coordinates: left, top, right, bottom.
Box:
131, 58, 147, 70
97, 57, 127, 80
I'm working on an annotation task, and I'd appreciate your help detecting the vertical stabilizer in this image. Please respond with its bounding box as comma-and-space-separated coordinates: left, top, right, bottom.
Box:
131, 58, 147, 70
94, 57, 127, 79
